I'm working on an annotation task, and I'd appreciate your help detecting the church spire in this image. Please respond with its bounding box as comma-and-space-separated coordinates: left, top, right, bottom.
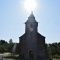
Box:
31, 11, 33, 14
30, 11, 33, 14
25, 11, 37, 23
29, 11, 34, 18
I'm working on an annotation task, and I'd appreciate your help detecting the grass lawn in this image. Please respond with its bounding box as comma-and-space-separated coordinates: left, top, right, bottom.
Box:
3, 53, 19, 58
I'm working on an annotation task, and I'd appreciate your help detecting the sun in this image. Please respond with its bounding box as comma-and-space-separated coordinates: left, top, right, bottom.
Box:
24, 0, 37, 12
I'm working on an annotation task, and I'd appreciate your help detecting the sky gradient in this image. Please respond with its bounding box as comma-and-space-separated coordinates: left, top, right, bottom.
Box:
0, 0, 60, 43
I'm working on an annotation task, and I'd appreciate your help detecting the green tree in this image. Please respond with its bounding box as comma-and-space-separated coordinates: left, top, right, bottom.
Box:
9, 39, 13, 44
0, 40, 7, 45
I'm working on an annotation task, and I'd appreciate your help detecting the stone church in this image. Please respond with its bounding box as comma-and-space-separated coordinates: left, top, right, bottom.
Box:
19, 12, 51, 60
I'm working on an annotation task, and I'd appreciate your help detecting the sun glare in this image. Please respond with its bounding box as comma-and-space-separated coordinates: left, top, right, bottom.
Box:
24, 0, 37, 12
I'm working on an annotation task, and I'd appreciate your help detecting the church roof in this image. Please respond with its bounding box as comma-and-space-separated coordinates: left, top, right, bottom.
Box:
29, 11, 35, 18
37, 32, 45, 38
25, 12, 37, 23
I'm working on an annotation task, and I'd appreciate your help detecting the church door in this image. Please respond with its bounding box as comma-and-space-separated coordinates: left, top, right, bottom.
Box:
29, 51, 34, 59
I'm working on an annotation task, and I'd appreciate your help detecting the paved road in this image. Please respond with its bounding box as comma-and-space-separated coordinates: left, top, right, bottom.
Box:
0, 57, 17, 60
0, 57, 12, 60
0, 57, 60, 60
0, 57, 15, 60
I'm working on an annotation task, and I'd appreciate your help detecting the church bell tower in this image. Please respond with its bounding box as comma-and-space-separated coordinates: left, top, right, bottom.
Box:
19, 12, 51, 60
25, 12, 38, 33
25, 12, 38, 59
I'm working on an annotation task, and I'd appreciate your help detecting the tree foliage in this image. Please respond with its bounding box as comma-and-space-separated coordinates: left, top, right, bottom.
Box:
47, 42, 60, 57
0, 39, 14, 53
0, 39, 60, 58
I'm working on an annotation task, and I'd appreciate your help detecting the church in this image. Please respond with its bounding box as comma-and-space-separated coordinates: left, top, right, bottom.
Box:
19, 12, 51, 60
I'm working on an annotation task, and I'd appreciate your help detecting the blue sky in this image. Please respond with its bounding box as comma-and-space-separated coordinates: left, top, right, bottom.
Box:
0, 0, 60, 43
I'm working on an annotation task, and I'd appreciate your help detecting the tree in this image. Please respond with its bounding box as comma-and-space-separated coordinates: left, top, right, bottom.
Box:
9, 39, 13, 44
8, 43, 14, 53
0, 46, 5, 53
0, 40, 7, 45
47, 42, 60, 57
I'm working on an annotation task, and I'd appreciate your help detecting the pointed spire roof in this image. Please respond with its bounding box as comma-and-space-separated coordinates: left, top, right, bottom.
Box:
25, 11, 37, 23
29, 11, 34, 18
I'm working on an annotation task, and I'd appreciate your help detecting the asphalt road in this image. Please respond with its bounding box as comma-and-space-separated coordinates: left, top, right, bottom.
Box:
0, 57, 60, 60
0, 57, 15, 60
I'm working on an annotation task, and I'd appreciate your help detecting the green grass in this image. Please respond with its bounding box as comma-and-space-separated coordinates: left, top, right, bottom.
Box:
3, 53, 19, 58
52, 54, 60, 59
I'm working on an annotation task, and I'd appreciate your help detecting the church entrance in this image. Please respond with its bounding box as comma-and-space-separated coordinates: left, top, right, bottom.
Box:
29, 51, 34, 59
